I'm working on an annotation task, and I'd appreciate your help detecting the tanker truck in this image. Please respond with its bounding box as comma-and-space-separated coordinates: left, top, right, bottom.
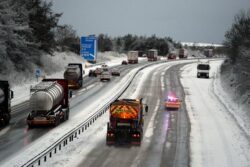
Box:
106, 98, 148, 145
0, 81, 13, 126
26, 79, 70, 128
64, 63, 83, 89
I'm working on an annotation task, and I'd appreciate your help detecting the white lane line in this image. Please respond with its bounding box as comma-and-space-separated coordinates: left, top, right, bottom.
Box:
161, 72, 165, 92
0, 126, 10, 137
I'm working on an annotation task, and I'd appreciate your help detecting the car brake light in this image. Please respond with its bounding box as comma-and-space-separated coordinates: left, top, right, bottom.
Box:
108, 133, 114, 137
133, 134, 140, 138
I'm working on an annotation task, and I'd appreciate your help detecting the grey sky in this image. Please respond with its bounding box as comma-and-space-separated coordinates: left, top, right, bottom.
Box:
50, 0, 249, 44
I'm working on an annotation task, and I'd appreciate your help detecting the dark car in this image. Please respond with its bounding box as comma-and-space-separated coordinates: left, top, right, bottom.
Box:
111, 68, 120, 76
121, 60, 128, 65
89, 70, 97, 77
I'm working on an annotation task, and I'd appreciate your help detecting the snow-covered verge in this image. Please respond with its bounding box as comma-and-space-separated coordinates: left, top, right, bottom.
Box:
181, 61, 250, 167
11, 51, 127, 106
219, 52, 250, 131
214, 63, 250, 136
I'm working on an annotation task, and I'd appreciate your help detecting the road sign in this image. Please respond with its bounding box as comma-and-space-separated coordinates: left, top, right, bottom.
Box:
35, 68, 41, 82
35, 68, 41, 77
80, 36, 97, 63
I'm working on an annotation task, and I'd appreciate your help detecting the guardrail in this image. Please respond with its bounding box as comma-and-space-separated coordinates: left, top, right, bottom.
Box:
21, 61, 161, 167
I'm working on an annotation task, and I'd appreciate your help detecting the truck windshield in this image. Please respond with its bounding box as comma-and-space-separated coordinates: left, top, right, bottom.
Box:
197, 64, 210, 70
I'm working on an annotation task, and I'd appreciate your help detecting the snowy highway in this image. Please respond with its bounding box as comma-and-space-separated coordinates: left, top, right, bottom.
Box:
1, 58, 250, 167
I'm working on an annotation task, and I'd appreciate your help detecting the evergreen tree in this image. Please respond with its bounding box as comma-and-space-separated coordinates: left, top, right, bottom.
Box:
28, 0, 61, 53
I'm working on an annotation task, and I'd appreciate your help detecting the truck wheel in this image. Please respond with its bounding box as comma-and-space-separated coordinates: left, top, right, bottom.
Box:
65, 109, 69, 120
28, 123, 33, 129
54, 116, 60, 126
2, 114, 10, 125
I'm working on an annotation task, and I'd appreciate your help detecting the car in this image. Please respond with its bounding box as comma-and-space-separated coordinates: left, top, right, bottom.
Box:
101, 64, 108, 68
100, 71, 111, 81
168, 53, 176, 60
89, 70, 97, 77
111, 68, 120, 76
121, 60, 128, 65
94, 68, 103, 75
165, 95, 181, 110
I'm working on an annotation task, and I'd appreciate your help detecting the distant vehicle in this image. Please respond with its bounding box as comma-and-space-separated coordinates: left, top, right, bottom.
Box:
204, 49, 213, 57
101, 64, 108, 68
127, 51, 139, 64
102, 66, 109, 72
111, 68, 120, 76
197, 61, 210, 78
147, 49, 158, 61
178, 48, 188, 58
27, 79, 71, 128
138, 51, 144, 57
88, 70, 97, 77
121, 60, 128, 65
0, 81, 13, 126
94, 67, 103, 76
165, 94, 181, 110
63, 63, 83, 89
106, 98, 148, 145
100, 71, 111, 81
168, 53, 177, 60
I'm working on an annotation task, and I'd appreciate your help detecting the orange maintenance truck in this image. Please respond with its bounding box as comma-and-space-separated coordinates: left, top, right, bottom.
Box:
106, 98, 148, 145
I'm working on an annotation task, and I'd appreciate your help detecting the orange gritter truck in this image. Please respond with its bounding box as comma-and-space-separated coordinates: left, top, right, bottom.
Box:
26, 79, 70, 128
106, 98, 148, 145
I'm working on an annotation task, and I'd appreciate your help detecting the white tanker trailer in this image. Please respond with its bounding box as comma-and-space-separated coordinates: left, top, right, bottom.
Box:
27, 79, 70, 127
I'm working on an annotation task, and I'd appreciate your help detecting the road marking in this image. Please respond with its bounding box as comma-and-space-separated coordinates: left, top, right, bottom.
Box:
0, 126, 10, 137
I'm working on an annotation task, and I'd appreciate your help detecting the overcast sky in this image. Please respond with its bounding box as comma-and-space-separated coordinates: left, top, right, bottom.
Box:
49, 0, 249, 44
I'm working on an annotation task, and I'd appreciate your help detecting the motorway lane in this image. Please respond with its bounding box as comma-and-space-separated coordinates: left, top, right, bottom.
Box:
163, 64, 190, 167
77, 62, 190, 167
0, 63, 143, 163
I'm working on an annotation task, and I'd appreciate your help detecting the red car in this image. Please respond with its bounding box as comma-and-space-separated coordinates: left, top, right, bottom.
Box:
168, 53, 176, 60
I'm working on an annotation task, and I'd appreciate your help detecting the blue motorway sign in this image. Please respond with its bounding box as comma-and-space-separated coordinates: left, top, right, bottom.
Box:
80, 36, 97, 62
35, 68, 41, 77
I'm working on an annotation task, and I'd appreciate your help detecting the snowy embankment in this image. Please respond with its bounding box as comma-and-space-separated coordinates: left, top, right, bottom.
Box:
11, 51, 127, 106
180, 61, 250, 167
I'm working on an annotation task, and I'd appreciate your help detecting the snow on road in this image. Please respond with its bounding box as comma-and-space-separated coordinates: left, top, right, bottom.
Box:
47, 62, 172, 167
181, 61, 250, 167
